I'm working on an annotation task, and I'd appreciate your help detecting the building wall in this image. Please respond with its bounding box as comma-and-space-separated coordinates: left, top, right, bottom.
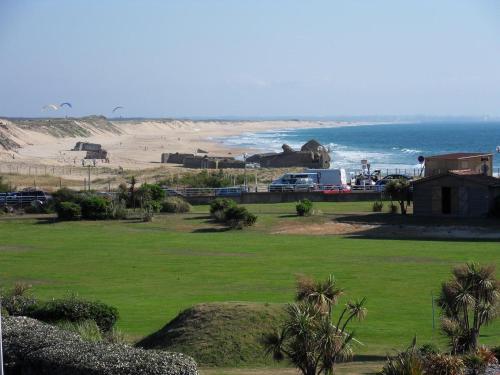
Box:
425, 156, 493, 176
414, 176, 492, 217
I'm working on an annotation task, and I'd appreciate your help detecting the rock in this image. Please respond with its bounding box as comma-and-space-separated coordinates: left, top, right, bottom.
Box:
2, 316, 198, 375
281, 144, 294, 153
300, 139, 323, 152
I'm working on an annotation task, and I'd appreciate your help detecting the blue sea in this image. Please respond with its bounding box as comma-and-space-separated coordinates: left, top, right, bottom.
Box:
222, 121, 500, 172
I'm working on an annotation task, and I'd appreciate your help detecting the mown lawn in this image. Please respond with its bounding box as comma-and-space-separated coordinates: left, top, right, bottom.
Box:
0, 201, 498, 357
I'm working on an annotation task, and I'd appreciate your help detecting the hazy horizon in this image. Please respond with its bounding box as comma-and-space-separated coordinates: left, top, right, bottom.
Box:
1, 0, 500, 118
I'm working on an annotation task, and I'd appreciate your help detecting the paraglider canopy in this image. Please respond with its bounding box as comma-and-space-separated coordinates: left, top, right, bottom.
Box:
60, 102, 72, 108
112, 106, 124, 113
42, 104, 59, 111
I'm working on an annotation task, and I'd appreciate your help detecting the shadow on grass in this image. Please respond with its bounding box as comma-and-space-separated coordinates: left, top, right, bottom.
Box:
35, 217, 59, 225
192, 227, 232, 233
334, 213, 500, 242
183, 215, 212, 221
277, 214, 299, 218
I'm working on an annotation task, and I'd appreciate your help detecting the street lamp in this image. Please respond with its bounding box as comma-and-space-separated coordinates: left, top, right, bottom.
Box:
243, 153, 248, 187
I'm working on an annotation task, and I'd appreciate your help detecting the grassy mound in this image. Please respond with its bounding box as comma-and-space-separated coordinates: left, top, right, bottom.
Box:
137, 302, 286, 367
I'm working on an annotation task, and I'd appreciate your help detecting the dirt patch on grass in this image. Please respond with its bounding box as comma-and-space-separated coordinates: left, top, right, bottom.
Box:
161, 249, 254, 257
0, 245, 37, 253
273, 220, 500, 240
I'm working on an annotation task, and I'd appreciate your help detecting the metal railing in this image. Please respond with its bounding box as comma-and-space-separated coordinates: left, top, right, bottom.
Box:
163, 184, 379, 197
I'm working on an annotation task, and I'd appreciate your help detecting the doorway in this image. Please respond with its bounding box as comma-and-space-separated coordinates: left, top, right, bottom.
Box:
442, 187, 452, 214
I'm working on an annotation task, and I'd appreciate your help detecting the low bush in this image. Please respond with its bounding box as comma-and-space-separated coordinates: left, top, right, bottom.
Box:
57, 319, 103, 343
492, 346, 500, 361
223, 206, 257, 229
107, 199, 128, 219
209, 198, 236, 221
0, 283, 37, 317
161, 197, 191, 213
56, 201, 81, 220
389, 203, 398, 214
295, 199, 313, 216
138, 183, 165, 204
424, 353, 465, 375
51, 187, 82, 205
419, 343, 440, 356
28, 295, 119, 333
381, 345, 424, 375
475, 345, 498, 366
80, 195, 111, 220
372, 201, 384, 212
463, 354, 485, 375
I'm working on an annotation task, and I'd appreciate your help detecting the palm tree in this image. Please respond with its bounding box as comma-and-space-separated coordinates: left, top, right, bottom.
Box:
384, 179, 411, 215
437, 263, 499, 353
263, 275, 367, 375
296, 274, 344, 316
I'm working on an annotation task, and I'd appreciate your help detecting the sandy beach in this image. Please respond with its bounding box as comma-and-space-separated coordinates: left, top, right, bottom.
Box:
0, 118, 369, 171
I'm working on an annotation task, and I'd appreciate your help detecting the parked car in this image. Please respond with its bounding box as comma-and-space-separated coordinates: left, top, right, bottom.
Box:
375, 174, 412, 192
1, 190, 50, 205
269, 173, 316, 192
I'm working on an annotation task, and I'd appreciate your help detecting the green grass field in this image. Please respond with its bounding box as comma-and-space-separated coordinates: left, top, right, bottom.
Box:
0, 201, 498, 361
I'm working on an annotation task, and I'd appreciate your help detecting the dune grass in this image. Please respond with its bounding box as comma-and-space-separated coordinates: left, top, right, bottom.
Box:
0, 201, 498, 361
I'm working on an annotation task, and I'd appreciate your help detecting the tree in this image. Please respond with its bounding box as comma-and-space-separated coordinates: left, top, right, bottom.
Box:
437, 262, 499, 354
263, 275, 367, 375
128, 176, 137, 208
385, 179, 411, 215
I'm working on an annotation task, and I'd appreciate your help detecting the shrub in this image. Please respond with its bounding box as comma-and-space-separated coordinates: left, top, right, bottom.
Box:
80, 195, 111, 220
476, 346, 498, 365
424, 353, 465, 375
372, 201, 384, 212
57, 319, 103, 343
389, 203, 398, 214
51, 187, 82, 205
161, 197, 191, 213
211, 198, 236, 213
223, 206, 257, 229
28, 296, 119, 333
492, 346, 500, 361
463, 354, 486, 375
107, 199, 128, 219
0, 283, 37, 316
209, 198, 236, 219
295, 199, 313, 216
138, 183, 165, 203
381, 341, 425, 375
56, 201, 81, 220
419, 343, 440, 356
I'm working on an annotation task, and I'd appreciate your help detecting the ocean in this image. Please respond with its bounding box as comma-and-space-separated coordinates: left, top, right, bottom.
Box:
222, 121, 500, 173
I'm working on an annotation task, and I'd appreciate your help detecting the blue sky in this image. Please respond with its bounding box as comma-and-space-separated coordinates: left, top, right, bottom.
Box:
1, 0, 499, 118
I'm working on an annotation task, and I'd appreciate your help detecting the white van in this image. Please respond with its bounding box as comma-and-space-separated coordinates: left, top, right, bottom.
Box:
304, 169, 350, 191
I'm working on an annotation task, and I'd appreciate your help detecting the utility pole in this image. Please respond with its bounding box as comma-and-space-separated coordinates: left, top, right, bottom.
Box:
431, 292, 435, 330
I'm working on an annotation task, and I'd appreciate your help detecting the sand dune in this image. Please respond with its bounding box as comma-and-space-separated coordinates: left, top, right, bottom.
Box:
0, 118, 355, 170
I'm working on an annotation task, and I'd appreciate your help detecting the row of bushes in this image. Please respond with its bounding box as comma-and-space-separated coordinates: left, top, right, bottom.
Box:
53, 186, 192, 221
381, 338, 499, 375
1, 284, 119, 333
209, 198, 257, 229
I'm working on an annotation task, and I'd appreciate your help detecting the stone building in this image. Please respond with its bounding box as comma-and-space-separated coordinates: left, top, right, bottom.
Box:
413, 172, 500, 217
246, 139, 330, 168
